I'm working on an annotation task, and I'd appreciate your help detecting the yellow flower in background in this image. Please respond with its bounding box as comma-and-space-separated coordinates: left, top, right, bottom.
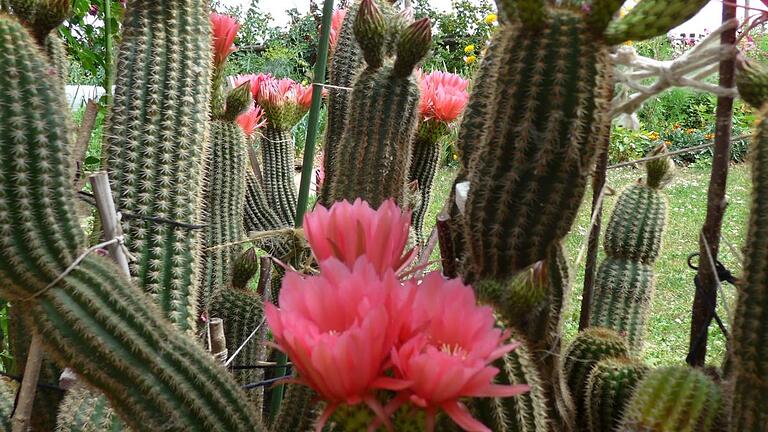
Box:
686, 128, 696, 134
624, 40, 634, 46
705, 133, 715, 140
464, 44, 475, 53
664, 140, 672, 145
484, 13, 497, 24
464, 55, 477, 64
673, 123, 681, 129
453, 153, 459, 161
647, 131, 660, 141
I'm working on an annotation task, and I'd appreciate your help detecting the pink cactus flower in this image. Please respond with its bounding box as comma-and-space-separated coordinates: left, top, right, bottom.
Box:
417, 70, 470, 123
265, 258, 414, 431
329, 9, 348, 50
210, 13, 240, 67
234, 73, 273, 101
389, 272, 529, 432
236, 104, 266, 137
257, 77, 313, 110
303, 199, 416, 276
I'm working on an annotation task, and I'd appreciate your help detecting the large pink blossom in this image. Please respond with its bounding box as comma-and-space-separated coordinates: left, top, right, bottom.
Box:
390, 273, 529, 432
417, 70, 470, 123
234, 73, 273, 102
303, 199, 416, 276
236, 104, 266, 137
265, 258, 414, 431
210, 13, 240, 67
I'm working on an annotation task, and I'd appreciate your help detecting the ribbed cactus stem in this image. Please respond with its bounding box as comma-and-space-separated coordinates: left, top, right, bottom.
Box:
9, 0, 71, 44
408, 121, 446, 246
231, 247, 259, 289
199, 119, 249, 312
585, 358, 648, 432
604, 0, 711, 44
104, 0, 213, 331
269, 385, 321, 431
617, 367, 721, 432
261, 126, 297, 227
562, 328, 629, 430
588, 149, 669, 351
45, 31, 67, 84
730, 59, 768, 431
0, 13, 265, 430
56, 387, 125, 432
465, 335, 552, 432
209, 288, 268, 419
244, 172, 287, 232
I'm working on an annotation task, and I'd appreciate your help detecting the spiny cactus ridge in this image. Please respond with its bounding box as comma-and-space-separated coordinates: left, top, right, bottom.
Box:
0, 11, 265, 432
617, 367, 721, 432
55, 387, 125, 432
409, 121, 448, 247
244, 171, 287, 232
730, 58, 768, 431
585, 358, 649, 432
261, 127, 298, 227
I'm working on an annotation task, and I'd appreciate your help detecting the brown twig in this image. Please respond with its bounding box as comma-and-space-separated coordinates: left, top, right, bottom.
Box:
437, 214, 457, 278
12, 334, 44, 432
257, 256, 274, 301
72, 100, 99, 189
688, 1, 738, 367
89, 173, 131, 275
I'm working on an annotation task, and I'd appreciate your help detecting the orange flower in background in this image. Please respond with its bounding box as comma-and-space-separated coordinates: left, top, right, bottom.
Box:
417, 70, 470, 123
210, 13, 240, 67
328, 9, 347, 50
236, 104, 266, 137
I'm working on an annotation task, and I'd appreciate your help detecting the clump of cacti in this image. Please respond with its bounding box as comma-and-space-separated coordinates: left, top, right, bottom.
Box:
585, 358, 649, 432
324, 0, 431, 208
319, 0, 405, 206
617, 367, 721, 432
103, 0, 214, 331
0, 8, 266, 431
588, 145, 671, 351
562, 327, 630, 429
455, 0, 708, 281
8, 0, 71, 44
199, 80, 252, 312
729, 57, 768, 432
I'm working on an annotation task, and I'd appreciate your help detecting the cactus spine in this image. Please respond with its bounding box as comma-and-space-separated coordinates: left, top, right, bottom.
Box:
270, 385, 321, 432
562, 327, 629, 429
408, 121, 447, 246
199, 84, 251, 311
730, 59, 768, 432
587, 149, 670, 352
325, 1, 430, 207
617, 367, 721, 432
56, 387, 125, 432
103, 0, 213, 330
585, 358, 648, 432
244, 172, 286, 232
0, 12, 265, 431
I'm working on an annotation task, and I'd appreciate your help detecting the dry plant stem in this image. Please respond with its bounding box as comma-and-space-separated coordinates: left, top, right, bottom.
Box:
688, 1, 737, 367
258, 256, 273, 302
12, 334, 43, 432
437, 214, 457, 278
209, 318, 228, 363
89, 172, 131, 275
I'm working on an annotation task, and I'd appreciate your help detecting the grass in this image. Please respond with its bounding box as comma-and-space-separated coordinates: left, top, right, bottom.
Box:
423, 163, 751, 368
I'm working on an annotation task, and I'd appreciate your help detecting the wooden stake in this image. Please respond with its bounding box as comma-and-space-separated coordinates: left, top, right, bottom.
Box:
72, 100, 100, 189
89, 172, 131, 275
257, 256, 273, 302
687, 1, 737, 367
209, 318, 228, 363
12, 334, 44, 432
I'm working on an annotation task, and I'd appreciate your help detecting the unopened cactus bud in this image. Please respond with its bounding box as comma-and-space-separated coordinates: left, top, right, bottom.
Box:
393, 17, 432, 77
223, 81, 253, 122
354, 0, 386, 68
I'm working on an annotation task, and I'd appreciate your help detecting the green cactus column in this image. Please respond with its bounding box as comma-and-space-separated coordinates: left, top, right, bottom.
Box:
0, 13, 265, 431
103, 0, 212, 331
562, 327, 629, 430
326, 0, 430, 208
199, 84, 252, 312
587, 148, 670, 352
617, 367, 721, 432
270, 385, 321, 432
319, 0, 401, 206
409, 121, 447, 246
730, 59, 768, 432
585, 358, 648, 432
261, 126, 298, 227
244, 172, 286, 232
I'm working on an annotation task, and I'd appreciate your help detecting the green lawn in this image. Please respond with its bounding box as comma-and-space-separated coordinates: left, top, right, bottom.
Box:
424, 163, 751, 367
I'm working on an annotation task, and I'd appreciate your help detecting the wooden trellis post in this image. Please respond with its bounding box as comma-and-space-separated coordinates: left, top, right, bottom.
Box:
687, 1, 738, 367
